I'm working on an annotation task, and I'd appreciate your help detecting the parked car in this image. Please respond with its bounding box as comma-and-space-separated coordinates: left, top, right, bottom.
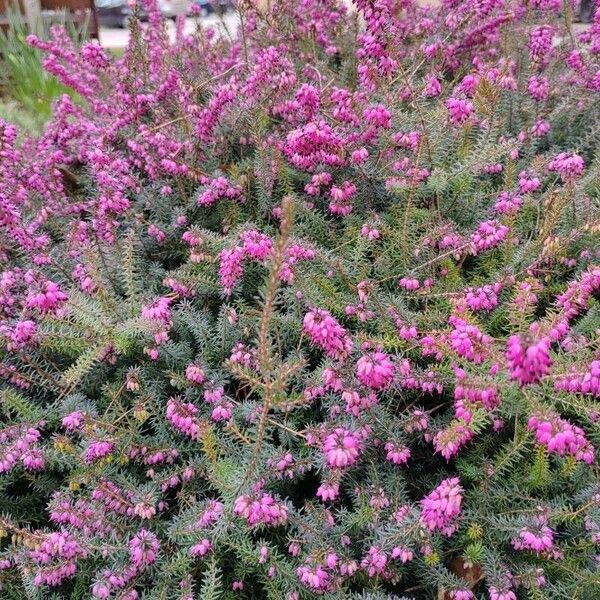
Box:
98, 0, 190, 27
157, 0, 191, 18
577, 0, 594, 23
96, 0, 133, 28
194, 0, 235, 16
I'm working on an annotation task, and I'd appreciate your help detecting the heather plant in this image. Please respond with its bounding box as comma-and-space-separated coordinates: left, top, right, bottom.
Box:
0, 0, 600, 598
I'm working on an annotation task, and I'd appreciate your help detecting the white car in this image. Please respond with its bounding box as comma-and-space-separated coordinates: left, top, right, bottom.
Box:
157, 0, 191, 18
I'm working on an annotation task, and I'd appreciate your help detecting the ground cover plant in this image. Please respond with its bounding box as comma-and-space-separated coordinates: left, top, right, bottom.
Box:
0, 0, 600, 598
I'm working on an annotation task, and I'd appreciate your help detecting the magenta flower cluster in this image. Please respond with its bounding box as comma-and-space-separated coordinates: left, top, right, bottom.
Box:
0, 0, 599, 597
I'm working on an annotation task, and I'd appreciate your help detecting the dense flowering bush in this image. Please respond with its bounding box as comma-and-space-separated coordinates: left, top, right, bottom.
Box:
0, 0, 600, 597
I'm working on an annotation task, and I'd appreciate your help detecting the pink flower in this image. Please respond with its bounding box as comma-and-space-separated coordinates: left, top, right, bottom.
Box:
494, 192, 523, 216
147, 224, 165, 243
288, 542, 301, 557
26, 280, 68, 315
399, 276, 420, 291
219, 246, 245, 296
210, 400, 233, 422
30, 531, 84, 586
229, 342, 258, 369
454, 372, 499, 415
62, 411, 85, 431
450, 589, 474, 600
448, 317, 492, 364
196, 500, 224, 528
134, 501, 156, 519
470, 220, 509, 254
316, 480, 339, 501
548, 152, 585, 182
384, 441, 411, 465
322, 367, 343, 391
394, 130, 421, 151
361, 545, 387, 577
190, 539, 212, 557
233, 492, 288, 527
489, 585, 517, 600
527, 75, 549, 101
81, 41, 109, 68
339, 558, 358, 576
6, 319, 37, 349
518, 170, 541, 194
529, 25, 553, 63
369, 487, 389, 509
512, 524, 554, 552
463, 283, 501, 312
185, 364, 206, 385
423, 75, 442, 97
323, 428, 361, 468
197, 176, 243, 206
351, 147, 369, 164
554, 360, 600, 397
433, 420, 474, 459
506, 333, 552, 385
342, 389, 378, 415
279, 244, 316, 284
303, 308, 353, 360
446, 98, 474, 125
329, 181, 357, 216
240, 230, 273, 261
405, 409, 429, 433
297, 563, 330, 591
530, 119, 550, 137
527, 413, 595, 463
166, 397, 203, 440
84, 440, 114, 464
22, 448, 45, 471
92, 581, 111, 599
360, 224, 380, 240
420, 477, 463, 535
128, 529, 159, 568
363, 104, 392, 128
204, 386, 224, 404
304, 171, 332, 195
141, 296, 172, 323
284, 120, 344, 172
391, 546, 414, 562
356, 349, 394, 389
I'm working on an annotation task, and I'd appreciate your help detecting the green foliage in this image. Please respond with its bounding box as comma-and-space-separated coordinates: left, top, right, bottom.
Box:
0, 3, 85, 125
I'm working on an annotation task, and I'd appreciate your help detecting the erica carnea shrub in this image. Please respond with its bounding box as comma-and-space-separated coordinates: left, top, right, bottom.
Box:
0, 0, 600, 598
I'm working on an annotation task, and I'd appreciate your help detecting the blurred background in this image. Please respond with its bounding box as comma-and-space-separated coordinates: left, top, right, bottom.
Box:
0, 0, 237, 131
0, 0, 592, 134
0, 0, 238, 48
